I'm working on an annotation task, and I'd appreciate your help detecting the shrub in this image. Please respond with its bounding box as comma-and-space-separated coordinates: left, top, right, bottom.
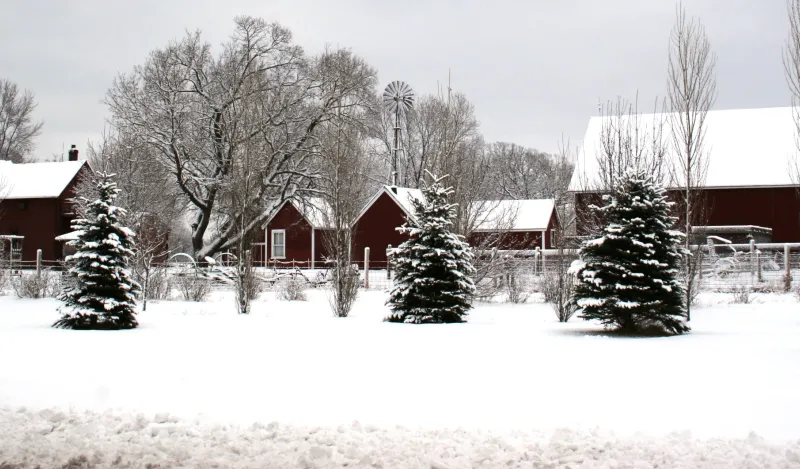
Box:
174, 271, 211, 302
329, 265, 360, 317
137, 266, 172, 301
503, 259, 532, 304
731, 285, 752, 304
277, 275, 307, 301
12, 270, 61, 299
543, 270, 578, 322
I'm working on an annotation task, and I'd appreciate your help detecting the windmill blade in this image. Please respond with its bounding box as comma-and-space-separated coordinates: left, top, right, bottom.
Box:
382, 80, 415, 114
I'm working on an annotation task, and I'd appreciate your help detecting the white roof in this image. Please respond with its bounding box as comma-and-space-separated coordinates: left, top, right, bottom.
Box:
472, 199, 555, 232
0, 160, 87, 199
569, 106, 798, 192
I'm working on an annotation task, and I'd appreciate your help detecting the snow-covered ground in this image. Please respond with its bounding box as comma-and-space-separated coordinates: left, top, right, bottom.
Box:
1, 290, 799, 468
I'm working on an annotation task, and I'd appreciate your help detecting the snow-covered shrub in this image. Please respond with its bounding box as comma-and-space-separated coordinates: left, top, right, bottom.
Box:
386, 173, 476, 323
11, 270, 61, 299
54, 173, 141, 330
328, 265, 359, 317
731, 285, 752, 304
572, 168, 689, 336
277, 276, 307, 301
174, 272, 211, 302
542, 270, 577, 322
139, 266, 172, 301
503, 258, 532, 304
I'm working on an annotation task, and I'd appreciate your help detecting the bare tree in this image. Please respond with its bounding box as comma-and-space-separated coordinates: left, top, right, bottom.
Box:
487, 142, 573, 201
0, 78, 43, 163
317, 108, 375, 317
784, 0, 800, 187
106, 17, 376, 261
574, 95, 668, 237
668, 2, 717, 318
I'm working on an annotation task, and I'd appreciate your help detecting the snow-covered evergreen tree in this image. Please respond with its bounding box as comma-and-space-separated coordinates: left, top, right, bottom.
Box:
570, 167, 689, 335
386, 173, 476, 323
54, 173, 141, 330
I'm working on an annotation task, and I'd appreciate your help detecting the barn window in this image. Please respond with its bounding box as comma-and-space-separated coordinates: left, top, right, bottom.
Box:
550, 229, 556, 248
17, 201, 28, 211
271, 229, 286, 259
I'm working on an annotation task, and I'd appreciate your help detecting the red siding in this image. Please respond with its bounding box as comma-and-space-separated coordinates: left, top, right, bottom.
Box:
574, 187, 800, 242
352, 191, 411, 267
260, 202, 331, 267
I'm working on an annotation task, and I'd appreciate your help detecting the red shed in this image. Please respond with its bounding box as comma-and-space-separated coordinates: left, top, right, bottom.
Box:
351, 186, 421, 267
569, 107, 800, 242
0, 158, 90, 262
259, 198, 332, 268
468, 199, 559, 250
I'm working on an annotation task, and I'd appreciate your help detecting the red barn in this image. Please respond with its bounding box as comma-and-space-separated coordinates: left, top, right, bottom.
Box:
569, 107, 800, 242
259, 198, 332, 268
352, 186, 421, 267
0, 154, 90, 263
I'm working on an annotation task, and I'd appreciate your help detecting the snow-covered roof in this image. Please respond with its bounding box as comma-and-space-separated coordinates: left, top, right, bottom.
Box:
262, 197, 335, 230
55, 230, 83, 242
569, 106, 799, 192
291, 197, 334, 229
0, 160, 87, 200
472, 199, 555, 232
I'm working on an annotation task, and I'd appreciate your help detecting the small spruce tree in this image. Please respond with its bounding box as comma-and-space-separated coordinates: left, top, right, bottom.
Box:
54, 173, 141, 330
386, 174, 476, 323
571, 167, 689, 335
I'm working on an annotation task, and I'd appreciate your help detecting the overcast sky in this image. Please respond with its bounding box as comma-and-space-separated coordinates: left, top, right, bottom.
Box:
0, 0, 791, 159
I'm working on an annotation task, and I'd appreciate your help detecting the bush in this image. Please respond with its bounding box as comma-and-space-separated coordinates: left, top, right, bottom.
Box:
138, 266, 172, 301
12, 270, 61, 299
731, 285, 752, 304
502, 259, 532, 304
329, 265, 359, 317
174, 271, 211, 302
277, 275, 307, 301
542, 270, 578, 322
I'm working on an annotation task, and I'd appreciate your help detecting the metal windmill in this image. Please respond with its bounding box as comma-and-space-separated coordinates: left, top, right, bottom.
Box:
382, 80, 415, 186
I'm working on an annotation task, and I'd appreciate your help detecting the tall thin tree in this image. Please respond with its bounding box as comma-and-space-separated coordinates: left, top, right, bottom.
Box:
667, 2, 717, 319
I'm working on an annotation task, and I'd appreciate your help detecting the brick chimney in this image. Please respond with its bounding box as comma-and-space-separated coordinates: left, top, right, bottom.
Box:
68, 145, 79, 161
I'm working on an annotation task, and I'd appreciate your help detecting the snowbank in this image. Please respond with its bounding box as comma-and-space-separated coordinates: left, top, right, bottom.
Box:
1, 406, 799, 469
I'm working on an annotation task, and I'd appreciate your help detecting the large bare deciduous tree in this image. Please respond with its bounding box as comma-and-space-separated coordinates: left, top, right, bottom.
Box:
0, 78, 43, 163
106, 17, 376, 261
667, 2, 716, 318
784, 0, 800, 186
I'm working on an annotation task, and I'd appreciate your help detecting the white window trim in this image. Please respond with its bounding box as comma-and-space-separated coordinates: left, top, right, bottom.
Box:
271, 229, 286, 259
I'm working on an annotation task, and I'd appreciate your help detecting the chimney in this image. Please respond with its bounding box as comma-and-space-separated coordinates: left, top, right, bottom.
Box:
68, 145, 79, 162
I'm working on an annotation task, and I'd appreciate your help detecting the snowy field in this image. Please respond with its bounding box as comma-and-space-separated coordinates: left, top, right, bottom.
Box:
1, 290, 799, 468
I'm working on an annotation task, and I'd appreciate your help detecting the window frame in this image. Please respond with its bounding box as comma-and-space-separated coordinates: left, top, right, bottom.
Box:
271, 229, 286, 259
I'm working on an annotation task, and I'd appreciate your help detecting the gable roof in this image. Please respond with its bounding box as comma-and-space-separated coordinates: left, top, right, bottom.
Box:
262, 197, 334, 230
0, 160, 88, 200
352, 185, 423, 226
472, 199, 555, 232
569, 106, 798, 193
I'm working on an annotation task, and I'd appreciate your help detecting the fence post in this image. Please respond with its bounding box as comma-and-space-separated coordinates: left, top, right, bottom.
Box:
36, 249, 42, 278
757, 248, 763, 283
386, 244, 392, 279
541, 249, 547, 275
364, 247, 370, 289
749, 239, 756, 282
785, 244, 792, 291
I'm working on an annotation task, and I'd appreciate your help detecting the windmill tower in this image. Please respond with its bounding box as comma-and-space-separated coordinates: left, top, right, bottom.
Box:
382, 81, 415, 186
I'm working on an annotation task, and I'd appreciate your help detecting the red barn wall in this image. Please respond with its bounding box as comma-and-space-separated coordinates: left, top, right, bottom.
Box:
574, 187, 800, 242
264, 203, 313, 266
468, 231, 544, 250
352, 191, 411, 267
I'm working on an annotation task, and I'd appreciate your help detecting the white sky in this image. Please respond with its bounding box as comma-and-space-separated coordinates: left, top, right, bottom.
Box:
0, 0, 791, 159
